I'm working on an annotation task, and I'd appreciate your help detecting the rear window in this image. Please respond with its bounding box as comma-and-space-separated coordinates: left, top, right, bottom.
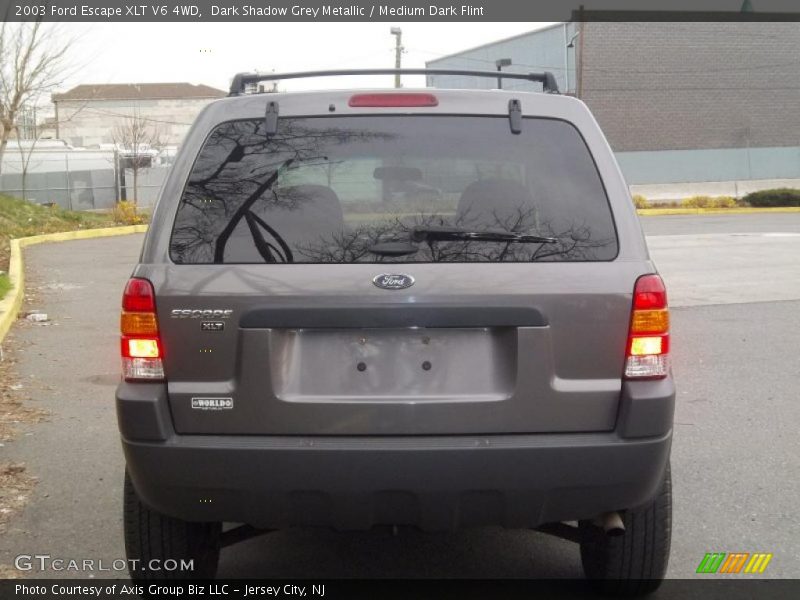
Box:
169, 116, 618, 264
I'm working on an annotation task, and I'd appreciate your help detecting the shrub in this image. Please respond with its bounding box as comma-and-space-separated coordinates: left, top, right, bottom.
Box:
0, 272, 11, 301
712, 196, 737, 208
742, 188, 800, 207
681, 195, 713, 208
632, 194, 648, 209
681, 195, 738, 209
112, 200, 146, 225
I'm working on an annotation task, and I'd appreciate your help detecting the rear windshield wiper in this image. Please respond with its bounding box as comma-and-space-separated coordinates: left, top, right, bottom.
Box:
411, 226, 558, 244
367, 241, 419, 257
367, 228, 558, 256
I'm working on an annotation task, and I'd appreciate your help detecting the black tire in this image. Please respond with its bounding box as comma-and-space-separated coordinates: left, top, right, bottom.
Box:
123, 470, 221, 580
579, 462, 672, 596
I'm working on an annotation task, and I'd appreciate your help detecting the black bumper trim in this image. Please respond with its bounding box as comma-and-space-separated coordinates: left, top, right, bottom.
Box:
239, 304, 547, 329
122, 429, 671, 531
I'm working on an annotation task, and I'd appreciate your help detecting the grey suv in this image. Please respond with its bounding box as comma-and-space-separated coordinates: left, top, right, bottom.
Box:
116, 69, 673, 594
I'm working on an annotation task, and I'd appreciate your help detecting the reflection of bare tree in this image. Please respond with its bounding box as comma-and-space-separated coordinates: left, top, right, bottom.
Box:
239, 184, 295, 263
170, 119, 391, 264
458, 206, 612, 262
170, 117, 615, 265
297, 206, 614, 263
298, 222, 396, 264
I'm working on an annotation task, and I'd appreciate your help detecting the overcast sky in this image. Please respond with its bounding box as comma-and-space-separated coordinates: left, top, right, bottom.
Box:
57, 22, 553, 95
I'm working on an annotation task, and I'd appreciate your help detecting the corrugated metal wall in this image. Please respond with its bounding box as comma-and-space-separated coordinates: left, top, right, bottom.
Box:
426, 23, 578, 94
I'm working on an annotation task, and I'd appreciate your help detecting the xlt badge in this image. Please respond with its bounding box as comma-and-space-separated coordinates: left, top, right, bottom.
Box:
201, 321, 225, 332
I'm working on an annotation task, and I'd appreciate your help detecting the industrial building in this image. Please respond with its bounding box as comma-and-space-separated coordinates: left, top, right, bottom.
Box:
50, 82, 226, 148
0, 83, 227, 209
426, 22, 800, 199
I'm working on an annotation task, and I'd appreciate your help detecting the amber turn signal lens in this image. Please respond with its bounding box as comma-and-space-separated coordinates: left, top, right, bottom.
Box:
631, 309, 669, 334
121, 312, 158, 335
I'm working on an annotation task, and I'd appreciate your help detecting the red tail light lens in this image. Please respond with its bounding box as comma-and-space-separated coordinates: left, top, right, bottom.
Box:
348, 93, 439, 107
123, 278, 156, 312
632, 275, 668, 310
625, 274, 670, 379
120, 278, 164, 381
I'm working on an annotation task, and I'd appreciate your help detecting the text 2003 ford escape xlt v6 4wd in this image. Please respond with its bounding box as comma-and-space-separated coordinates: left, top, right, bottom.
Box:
116, 69, 674, 594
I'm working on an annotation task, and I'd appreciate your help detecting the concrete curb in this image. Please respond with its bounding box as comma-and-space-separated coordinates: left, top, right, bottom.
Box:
0, 225, 148, 344
637, 207, 800, 216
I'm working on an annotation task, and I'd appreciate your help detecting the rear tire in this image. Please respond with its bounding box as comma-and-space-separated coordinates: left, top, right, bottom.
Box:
579, 462, 672, 596
124, 470, 221, 580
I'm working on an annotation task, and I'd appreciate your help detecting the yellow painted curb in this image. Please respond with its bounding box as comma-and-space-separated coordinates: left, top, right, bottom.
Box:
638, 207, 800, 216
0, 224, 149, 344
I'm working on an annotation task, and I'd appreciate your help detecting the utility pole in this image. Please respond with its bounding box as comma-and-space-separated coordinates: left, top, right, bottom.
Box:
390, 27, 403, 88
577, 16, 585, 99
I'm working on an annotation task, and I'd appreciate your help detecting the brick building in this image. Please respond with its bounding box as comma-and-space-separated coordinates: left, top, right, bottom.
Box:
426, 22, 800, 196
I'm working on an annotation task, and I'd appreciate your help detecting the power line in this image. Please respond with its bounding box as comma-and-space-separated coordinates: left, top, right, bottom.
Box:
583, 86, 800, 91
412, 46, 800, 74
68, 106, 194, 127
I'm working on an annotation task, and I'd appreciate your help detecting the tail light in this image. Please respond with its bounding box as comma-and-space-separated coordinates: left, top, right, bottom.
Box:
625, 274, 670, 379
121, 278, 164, 381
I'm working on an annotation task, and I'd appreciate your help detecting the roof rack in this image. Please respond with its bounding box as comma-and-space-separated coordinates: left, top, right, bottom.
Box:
228, 69, 560, 96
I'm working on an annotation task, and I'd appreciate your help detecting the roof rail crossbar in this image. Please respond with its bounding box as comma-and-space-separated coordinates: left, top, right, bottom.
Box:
228, 69, 560, 96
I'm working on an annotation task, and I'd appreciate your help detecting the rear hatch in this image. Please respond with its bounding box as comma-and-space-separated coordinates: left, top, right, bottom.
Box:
154, 106, 642, 435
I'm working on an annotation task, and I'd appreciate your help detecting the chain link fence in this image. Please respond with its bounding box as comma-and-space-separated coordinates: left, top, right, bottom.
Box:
0, 147, 172, 210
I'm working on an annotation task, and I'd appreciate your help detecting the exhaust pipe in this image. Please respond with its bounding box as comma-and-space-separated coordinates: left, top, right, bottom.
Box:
593, 511, 626, 536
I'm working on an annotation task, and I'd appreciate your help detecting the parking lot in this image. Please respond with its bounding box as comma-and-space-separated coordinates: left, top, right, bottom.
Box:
0, 213, 798, 583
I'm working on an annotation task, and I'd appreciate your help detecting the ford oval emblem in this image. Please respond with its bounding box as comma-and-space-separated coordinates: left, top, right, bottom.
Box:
373, 273, 415, 290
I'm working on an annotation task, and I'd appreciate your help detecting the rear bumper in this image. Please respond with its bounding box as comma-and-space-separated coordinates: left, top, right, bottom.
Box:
118, 380, 674, 531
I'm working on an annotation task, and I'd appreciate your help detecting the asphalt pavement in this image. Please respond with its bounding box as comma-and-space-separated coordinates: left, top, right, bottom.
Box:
0, 213, 798, 583
639, 212, 800, 236
643, 213, 800, 306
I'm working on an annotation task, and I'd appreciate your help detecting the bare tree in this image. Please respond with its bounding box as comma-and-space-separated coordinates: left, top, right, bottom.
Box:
112, 111, 163, 206
11, 100, 90, 203
12, 136, 43, 202
0, 20, 75, 173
